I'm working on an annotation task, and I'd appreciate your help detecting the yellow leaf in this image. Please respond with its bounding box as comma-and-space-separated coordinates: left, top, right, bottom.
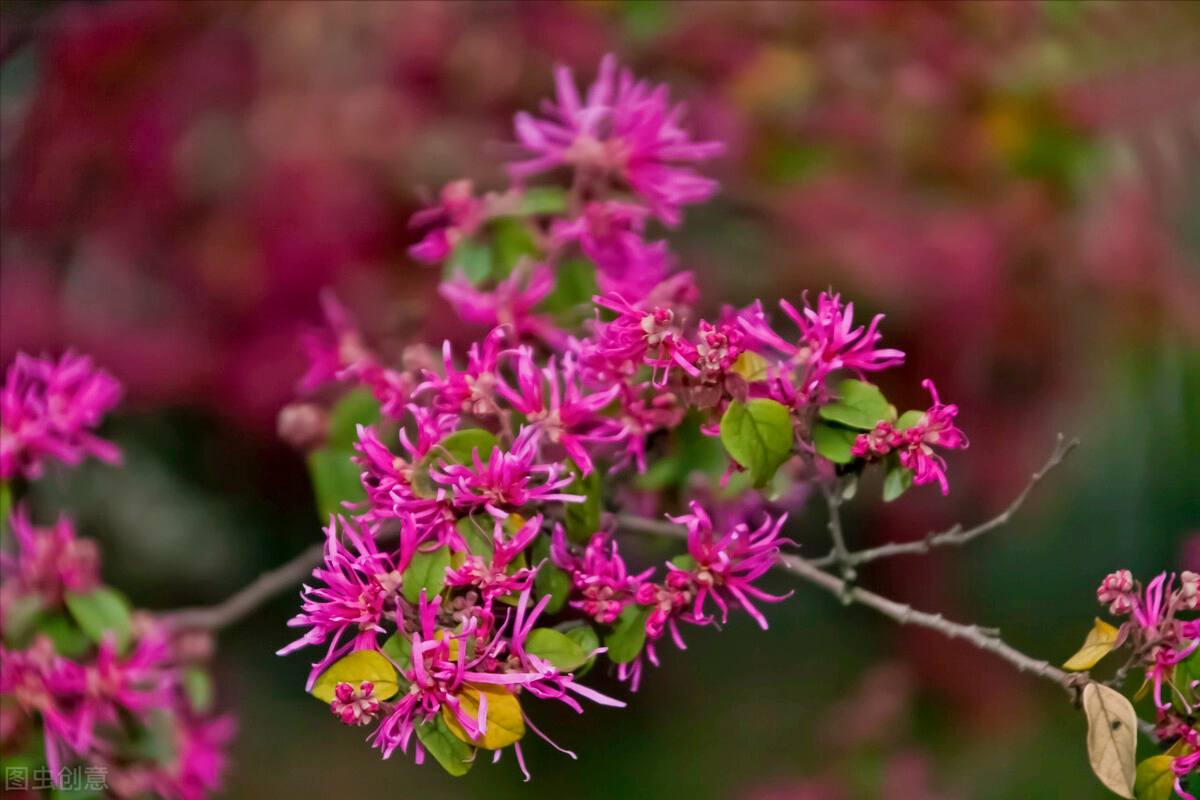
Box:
1064, 617, 1121, 671
731, 351, 770, 383
1134, 755, 1177, 800
1164, 738, 1191, 758
1082, 681, 1137, 799
442, 683, 525, 750
311, 650, 400, 703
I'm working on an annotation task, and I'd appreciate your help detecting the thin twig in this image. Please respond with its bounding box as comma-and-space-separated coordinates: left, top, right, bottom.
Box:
615, 513, 1070, 690
820, 482, 856, 592
810, 434, 1079, 569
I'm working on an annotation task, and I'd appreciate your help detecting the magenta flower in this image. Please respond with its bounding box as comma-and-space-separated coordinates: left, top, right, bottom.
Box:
0, 507, 100, 607
439, 265, 562, 345
277, 516, 406, 690
508, 54, 723, 225
432, 428, 582, 518
1097, 570, 1136, 615
444, 513, 544, 610
551, 527, 651, 624
155, 713, 236, 800
495, 349, 622, 475
418, 327, 507, 416
551, 201, 672, 295
408, 180, 485, 264
1128, 573, 1200, 712
740, 293, 905, 403
665, 502, 793, 630
895, 380, 968, 495
1, 352, 122, 480
331, 680, 382, 726
0, 637, 87, 777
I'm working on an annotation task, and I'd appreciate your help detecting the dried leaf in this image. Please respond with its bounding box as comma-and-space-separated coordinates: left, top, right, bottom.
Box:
1082, 681, 1137, 798
1064, 617, 1121, 671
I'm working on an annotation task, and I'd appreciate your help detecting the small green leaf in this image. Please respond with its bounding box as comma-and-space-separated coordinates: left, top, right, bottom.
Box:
307, 448, 367, 520
671, 554, 698, 571
1172, 645, 1200, 708
1134, 755, 1176, 800
327, 388, 381, 449
456, 516, 495, 556
604, 604, 649, 664
64, 588, 132, 653
532, 535, 570, 614
818, 379, 891, 430
524, 628, 589, 672
311, 650, 400, 703
416, 714, 476, 776
540, 258, 599, 315
882, 460, 914, 502
402, 545, 452, 604
2, 593, 45, 647
36, 615, 92, 657
514, 186, 567, 216
895, 410, 925, 431
0, 481, 11, 524
381, 632, 413, 671
564, 462, 601, 543
446, 239, 493, 284
490, 218, 541, 279
184, 667, 214, 713
719, 398, 794, 488
811, 421, 859, 465
412, 429, 499, 499
565, 624, 601, 677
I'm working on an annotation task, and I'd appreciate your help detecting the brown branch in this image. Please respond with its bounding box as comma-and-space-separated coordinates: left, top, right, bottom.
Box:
614, 512, 1070, 690
810, 434, 1079, 569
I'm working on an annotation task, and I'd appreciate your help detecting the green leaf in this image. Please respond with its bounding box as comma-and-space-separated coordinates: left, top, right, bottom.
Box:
514, 186, 567, 216
882, 460, 914, 502
311, 650, 400, 703
327, 388, 380, 449
1170, 644, 1199, 708
719, 398, 794, 488
64, 588, 132, 653
307, 448, 367, 520
184, 667, 214, 713
416, 714, 476, 776
524, 628, 589, 672
490, 218, 541, 279
0, 480, 11, 524
402, 545, 452, 604
811, 421, 859, 465
566, 624, 601, 677
532, 535, 570, 614
381, 632, 413, 671
818, 379, 891, 430
1134, 755, 1176, 800
604, 604, 649, 664
2, 593, 45, 647
635, 410, 729, 491
411, 429, 499, 499
446, 239, 492, 285
671, 554, 698, 571
895, 410, 925, 431
564, 462, 601, 543
37, 615, 92, 657
456, 516, 495, 557
540, 258, 599, 315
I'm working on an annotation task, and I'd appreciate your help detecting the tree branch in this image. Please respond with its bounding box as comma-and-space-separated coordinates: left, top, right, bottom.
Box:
614, 512, 1070, 691
810, 433, 1079, 569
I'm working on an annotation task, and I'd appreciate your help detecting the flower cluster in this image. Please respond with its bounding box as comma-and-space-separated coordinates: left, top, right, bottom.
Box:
1088, 570, 1199, 798
0, 354, 233, 799
281, 55, 968, 779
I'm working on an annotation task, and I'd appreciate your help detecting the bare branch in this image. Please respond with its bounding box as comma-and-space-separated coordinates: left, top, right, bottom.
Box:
820, 482, 856, 594
615, 513, 1070, 690
811, 434, 1079, 569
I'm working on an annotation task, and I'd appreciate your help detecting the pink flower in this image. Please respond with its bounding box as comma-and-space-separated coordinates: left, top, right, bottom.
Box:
895, 380, 968, 495
0, 637, 87, 777
417, 327, 506, 416
155, 714, 236, 800
444, 513, 544, 610
1, 352, 122, 480
552, 527, 651, 624
495, 349, 622, 475
0, 507, 100, 606
551, 201, 672, 295
851, 420, 904, 460
432, 428, 582, 518
665, 502, 793, 630
1098, 570, 1136, 615
439, 265, 562, 345
277, 516, 407, 690
331, 680, 381, 726
509, 55, 723, 225
408, 180, 485, 264
740, 293, 904, 403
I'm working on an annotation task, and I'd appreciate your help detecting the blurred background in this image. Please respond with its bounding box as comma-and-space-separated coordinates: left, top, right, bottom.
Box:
1, 1, 1198, 798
